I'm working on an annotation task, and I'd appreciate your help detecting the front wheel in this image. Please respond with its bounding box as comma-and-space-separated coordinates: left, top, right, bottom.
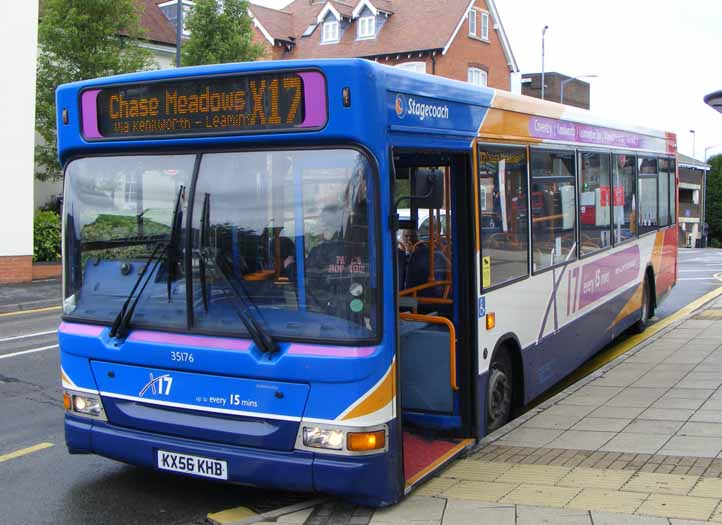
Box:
487, 349, 513, 433
631, 278, 651, 334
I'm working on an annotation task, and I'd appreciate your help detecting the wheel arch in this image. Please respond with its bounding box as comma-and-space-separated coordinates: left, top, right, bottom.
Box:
489, 332, 525, 411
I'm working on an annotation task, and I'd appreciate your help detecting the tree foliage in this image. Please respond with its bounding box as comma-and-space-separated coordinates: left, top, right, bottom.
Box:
181, 0, 265, 67
36, 0, 154, 181
706, 154, 722, 246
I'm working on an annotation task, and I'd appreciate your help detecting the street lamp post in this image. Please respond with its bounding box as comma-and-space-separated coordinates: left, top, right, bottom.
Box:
541, 26, 548, 100
690, 129, 696, 159
175, 0, 183, 67
705, 143, 722, 161
560, 74, 598, 105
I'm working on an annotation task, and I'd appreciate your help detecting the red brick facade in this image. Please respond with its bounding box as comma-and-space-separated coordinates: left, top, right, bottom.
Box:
0, 256, 33, 285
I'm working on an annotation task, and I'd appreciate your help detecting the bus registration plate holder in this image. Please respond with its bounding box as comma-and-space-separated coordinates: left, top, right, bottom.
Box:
157, 450, 228, 480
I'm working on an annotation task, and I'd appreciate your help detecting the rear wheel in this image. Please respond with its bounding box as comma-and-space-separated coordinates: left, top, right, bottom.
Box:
487, 349, 513, 433
631, 277, 651, 334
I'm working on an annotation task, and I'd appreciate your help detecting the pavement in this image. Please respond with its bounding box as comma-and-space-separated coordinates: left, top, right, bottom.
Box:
0, 278, 61, 314
4, 251, 722, 524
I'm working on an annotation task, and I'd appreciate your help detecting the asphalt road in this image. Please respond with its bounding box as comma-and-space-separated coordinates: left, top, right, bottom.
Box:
1, 248, 721, 525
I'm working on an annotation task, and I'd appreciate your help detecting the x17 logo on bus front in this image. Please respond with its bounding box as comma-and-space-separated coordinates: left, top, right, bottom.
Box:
139, 373, 173, 397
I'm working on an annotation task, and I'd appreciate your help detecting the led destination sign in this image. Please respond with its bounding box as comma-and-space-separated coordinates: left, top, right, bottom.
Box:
82, 71, 327, 139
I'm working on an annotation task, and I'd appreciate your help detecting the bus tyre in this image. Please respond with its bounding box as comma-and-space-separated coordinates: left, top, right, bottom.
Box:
631, 278, 651, 334
487, 349, 513, 433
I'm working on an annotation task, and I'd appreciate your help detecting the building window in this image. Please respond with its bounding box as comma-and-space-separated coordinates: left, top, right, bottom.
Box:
468, 67, 487, 86
478, 145, 529, 289
468, 9, 489, 40
322, 20, 339, 43
159, 0, 194, 36
530, 149, 577, 272
358, 16, 375, 39
481, 12, 489, 40
468, 9, 477, 36
396, 62, 427, 74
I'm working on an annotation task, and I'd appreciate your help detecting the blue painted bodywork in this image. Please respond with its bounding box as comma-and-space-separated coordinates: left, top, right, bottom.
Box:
57, 59, 495, 505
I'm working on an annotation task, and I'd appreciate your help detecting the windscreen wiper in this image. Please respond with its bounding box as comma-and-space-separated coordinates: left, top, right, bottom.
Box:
109, 241, 166, 338
166, 185, 185, 302
109, 186, 185, 339
213, 256, 278, 355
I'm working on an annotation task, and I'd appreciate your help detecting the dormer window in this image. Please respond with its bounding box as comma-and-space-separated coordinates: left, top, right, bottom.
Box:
322, 20, 339, 43
159, 0, 195, 36
468, 8, 489, 41
357, 16, 375, 39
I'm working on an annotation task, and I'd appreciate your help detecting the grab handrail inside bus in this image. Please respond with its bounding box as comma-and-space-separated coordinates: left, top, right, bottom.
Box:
399, 312, 458, 391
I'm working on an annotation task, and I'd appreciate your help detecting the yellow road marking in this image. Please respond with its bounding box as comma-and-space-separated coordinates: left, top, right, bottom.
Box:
532, 284, 722, 408
0, 442, 54, 463
207, 506, 256, 524
0, 306, 61, 318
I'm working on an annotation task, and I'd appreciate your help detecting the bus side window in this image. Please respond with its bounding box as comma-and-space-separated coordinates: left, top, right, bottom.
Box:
612, 154, 637, 244
638, 157, 659, 234
578, 151, 611, 255
478, 145, 529, 289
530, 149, 577, 272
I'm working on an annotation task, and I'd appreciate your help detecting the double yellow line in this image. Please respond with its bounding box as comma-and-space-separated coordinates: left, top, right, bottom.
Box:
0, 306, 61, 318
0, 443, 53, 463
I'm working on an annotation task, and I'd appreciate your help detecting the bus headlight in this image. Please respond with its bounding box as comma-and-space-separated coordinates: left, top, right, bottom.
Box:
303, 427, 344, 450
297, 423, 388, 455
64, 389, 106, 420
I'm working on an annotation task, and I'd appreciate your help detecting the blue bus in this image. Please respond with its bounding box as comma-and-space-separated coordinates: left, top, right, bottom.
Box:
57, 59, 677, 506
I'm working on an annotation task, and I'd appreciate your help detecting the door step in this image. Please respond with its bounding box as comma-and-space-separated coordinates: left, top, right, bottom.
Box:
403, 431, 475, 491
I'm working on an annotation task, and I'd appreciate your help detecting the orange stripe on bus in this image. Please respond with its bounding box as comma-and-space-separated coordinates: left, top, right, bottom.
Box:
341, 361, 396, 421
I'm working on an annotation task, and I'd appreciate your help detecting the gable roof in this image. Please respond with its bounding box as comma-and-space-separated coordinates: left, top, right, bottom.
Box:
284, 0, 478, 59
248, 4, 295, 43
138, 0, 178, 46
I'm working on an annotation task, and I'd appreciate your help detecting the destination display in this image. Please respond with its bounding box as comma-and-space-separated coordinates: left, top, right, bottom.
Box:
82, 71, 327, 139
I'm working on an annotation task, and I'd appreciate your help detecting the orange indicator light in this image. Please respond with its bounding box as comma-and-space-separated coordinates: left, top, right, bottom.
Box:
486, 312, 496, 330
63, 392, 72, 411
347, 430, 386, 451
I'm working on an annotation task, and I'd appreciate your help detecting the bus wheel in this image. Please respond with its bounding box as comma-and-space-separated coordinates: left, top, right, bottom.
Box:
631, 277, 651, 334
487, 349, 513, 433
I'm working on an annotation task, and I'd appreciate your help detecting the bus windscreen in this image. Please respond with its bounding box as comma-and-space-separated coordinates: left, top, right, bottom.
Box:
83, 71, 327, 139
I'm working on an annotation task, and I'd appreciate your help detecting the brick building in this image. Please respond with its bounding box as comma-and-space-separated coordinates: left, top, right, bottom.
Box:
677, 154, 710, 248
521, 72, 591, 110
150, 0, 519, 89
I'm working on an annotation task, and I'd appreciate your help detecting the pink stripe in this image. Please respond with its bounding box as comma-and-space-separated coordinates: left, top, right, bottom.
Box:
81, 89, 102, 139
59, 322, 105, 337
128, 330, 252, 351
286, 344, 376, 358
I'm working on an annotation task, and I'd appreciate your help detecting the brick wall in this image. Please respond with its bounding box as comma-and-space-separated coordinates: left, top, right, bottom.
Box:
435, 0, 511, 89
0, 256, 33, 284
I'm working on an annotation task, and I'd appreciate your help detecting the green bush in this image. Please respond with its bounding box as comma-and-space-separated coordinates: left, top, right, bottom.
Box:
34, 210, 61, 262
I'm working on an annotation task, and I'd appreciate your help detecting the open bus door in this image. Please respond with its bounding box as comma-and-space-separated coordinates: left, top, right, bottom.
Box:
392, 149, 478, 491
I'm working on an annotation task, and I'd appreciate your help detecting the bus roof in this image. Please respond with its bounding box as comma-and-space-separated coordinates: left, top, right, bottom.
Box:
56, 58, 675, 164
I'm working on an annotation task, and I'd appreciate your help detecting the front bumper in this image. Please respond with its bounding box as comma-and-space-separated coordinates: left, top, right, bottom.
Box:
65, 414, 402, 506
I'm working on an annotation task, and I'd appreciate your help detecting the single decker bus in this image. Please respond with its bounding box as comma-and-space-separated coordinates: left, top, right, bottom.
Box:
57, 59, 677, 506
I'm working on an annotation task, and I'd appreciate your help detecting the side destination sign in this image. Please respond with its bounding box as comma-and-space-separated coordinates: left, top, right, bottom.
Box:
81, 71, 327, 140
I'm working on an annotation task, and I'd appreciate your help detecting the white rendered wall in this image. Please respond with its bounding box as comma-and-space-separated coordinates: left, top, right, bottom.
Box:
0, 2, 37, 257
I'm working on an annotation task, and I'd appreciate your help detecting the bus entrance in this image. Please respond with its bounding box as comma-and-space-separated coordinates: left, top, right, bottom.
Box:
393, 151, 477, 489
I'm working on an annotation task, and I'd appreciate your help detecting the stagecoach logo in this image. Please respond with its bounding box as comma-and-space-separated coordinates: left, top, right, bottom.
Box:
394, 93, 449, 122
395, 94, 407, 119
139, 372, 174, 397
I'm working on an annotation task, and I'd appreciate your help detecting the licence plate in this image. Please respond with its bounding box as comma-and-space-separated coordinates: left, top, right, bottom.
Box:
157, 450, 228, 480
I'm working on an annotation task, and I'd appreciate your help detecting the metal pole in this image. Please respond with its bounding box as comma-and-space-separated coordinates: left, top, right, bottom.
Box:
690, 130, 696, 159
561, 80, 566, 105
541, 26, 548, 100
175, 0, 182, 67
